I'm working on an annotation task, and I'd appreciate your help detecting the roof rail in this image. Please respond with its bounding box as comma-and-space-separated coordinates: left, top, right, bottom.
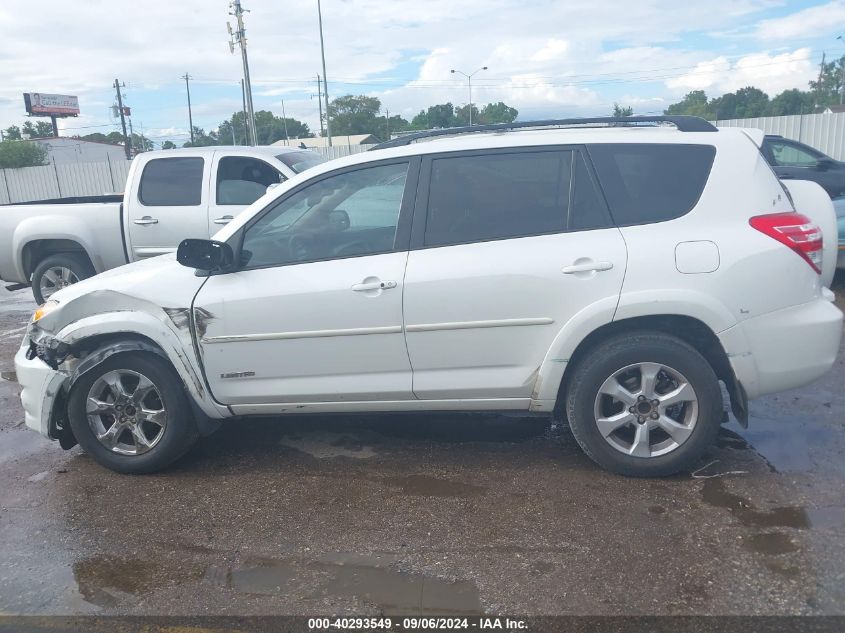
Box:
370, 115, 717, 150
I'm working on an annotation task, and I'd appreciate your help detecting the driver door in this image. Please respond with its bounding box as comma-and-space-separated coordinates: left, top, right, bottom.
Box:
193, 158, 418, 411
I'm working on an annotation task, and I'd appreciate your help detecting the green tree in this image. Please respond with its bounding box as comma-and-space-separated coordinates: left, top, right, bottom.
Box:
412, 103, 458, 129
3, 125, 21, 140
479, 101, 518, 124
130, 133, 153, 152
768, 89, 816, 116
22, 120, 55, 138
454, 103, 480, 125
809, 56, 845, 108
710, 87, 769, 120
0, 140, 48, 168
664, 90, 713, 118
612, 103, 633, 117
183, 126, 217, 147
214, 111, 312, 145
327, 95, 382, 136
161, 140, 177, 149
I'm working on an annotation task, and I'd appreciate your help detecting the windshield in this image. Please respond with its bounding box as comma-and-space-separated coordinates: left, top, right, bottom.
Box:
276, 151, 327, 174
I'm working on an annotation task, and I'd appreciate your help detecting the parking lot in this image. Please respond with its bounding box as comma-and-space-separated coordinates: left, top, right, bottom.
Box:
0, 282, 844, 617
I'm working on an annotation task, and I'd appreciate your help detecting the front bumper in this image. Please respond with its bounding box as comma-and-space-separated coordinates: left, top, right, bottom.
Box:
14, 339, 67, 438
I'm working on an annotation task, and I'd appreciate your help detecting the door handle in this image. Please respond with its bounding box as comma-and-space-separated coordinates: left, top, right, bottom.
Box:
133, 216, 159, 225
352, 280, 397, 292
562, 261, 613, 274
213, 215, 234, 225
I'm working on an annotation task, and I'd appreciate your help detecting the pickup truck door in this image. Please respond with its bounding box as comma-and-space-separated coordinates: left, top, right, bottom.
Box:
207, 153, 287, 233
125, 154, 213, 259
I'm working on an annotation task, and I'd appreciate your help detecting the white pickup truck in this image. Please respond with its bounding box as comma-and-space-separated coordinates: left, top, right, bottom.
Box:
0, 145, 325, 302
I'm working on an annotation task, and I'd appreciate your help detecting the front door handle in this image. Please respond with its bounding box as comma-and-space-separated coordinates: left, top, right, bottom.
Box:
562, 261, 613, 274
352, 280, 397, 292
214, 215, 234, 225
133, 216, 159, 225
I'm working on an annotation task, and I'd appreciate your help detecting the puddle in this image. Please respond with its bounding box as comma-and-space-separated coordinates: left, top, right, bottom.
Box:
381, 475, 486, 498
701, 479, 809, 529
0, 371, 17, 383
744, 532, 798, 555
73, 557, 162, 608
206, 553, 482, 615
280, 432, 377, 459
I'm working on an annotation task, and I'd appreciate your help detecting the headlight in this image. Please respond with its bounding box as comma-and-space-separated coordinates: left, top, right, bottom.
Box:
33, 300, 60, 322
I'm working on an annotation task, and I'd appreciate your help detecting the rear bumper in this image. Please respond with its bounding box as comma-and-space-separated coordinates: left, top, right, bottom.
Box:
13, 341, 66, 438
720, 295, 842, 400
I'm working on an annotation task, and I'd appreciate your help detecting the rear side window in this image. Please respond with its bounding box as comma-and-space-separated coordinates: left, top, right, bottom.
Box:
139, 157, 204, 206
588, 144, 715, 225
424, 151, 572, 247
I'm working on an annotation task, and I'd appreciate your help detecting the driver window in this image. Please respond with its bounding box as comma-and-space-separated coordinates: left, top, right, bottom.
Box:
241, 161, 410, 269
770, 141, 819, 167
217, 156, 284, 205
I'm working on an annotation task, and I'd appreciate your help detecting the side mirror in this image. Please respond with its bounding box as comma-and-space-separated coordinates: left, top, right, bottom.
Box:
328, 209, 350, 232
177, 239, 234, 273
816, 158, 835, 171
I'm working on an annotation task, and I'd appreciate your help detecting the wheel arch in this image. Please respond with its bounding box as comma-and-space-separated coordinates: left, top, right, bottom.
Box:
21, 239, 95, 280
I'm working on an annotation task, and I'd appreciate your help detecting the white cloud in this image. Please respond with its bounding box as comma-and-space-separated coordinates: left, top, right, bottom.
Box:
755, 1, 845, 40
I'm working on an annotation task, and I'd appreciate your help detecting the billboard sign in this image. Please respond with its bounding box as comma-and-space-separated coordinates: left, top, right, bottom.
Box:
23, 93, 80, 116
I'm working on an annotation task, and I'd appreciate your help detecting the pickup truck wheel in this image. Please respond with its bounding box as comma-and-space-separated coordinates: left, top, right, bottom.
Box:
565, 332, 722, 478
32, 253, 95, 303
67, 353, 199, 474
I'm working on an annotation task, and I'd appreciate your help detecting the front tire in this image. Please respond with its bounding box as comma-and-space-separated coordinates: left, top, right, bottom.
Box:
68, 353, 198, 474
565, 331, 722, 477
32, 253, 95, 304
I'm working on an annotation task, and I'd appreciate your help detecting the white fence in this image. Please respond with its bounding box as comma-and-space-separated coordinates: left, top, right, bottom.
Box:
715, 112, 845, 160
310, 144, 376, 160
0, 158, 131, 204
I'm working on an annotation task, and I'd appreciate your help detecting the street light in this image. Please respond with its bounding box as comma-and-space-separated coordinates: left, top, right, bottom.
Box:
450, 66, 488, 126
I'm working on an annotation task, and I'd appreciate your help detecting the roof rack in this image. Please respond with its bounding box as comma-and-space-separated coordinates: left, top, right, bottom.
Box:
370, 115, 717, 150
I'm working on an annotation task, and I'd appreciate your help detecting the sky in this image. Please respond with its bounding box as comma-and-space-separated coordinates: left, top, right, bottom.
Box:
1, 0, 844, 147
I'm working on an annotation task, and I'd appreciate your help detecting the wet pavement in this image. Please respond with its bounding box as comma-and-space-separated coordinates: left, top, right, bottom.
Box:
0, 282, 844, 617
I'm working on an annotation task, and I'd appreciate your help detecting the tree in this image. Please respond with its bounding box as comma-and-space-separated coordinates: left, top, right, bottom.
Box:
768, 89, 816, 116
3, 125, 21, 140
612, 103, 633, 117
454, 103, 480, 126
22, 120, 55, 138
327, 95, 382, 136
709, 86, 769, 120
130, 132, 153, 152
664, 90, 713, 118
161, 140, 177, 149
479, 102, 518, 124
809, 56, 845, 109
412, 103, 458, 129
0, 140, 48, 168
183, 126, 217, 147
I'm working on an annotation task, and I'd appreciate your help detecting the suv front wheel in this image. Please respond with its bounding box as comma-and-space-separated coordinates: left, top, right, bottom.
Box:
565, 332, 722, 477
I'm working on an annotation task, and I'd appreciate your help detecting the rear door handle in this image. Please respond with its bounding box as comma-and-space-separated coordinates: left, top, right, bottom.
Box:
562, 261, 613, 274
213, 215, 234, 225
352, 280, 397, 292
133, 216, 159, 225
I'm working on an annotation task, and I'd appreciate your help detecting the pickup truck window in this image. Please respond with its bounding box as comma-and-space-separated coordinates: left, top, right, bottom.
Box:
276, 151, 326, 174
240, 162, 409, 269
216, 156, 283, 205
139, 157, 204, 206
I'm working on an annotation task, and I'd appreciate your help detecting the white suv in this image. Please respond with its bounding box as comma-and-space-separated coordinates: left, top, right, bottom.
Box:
14, 116, 843, 477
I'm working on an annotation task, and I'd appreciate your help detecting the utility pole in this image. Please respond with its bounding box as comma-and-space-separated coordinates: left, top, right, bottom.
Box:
385, 109, 390, 141
228, 1, 257, 145
128, 118, 135, 156
314, 74, 325, 138
240, 79, 249, 145
182, 73, 195, 145
114, 78, 131, 159
816, 52, 826, 110
281, 99, 290, 145
317, 0, 332, 146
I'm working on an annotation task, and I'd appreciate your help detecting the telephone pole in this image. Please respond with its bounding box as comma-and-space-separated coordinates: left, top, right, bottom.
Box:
228, 1, 257, 145
816, 52, 826, 109
314, 74, 325, 138
114, 78, 131, 159
182, 73, 195, 145
281, 99, 290, 145
240, 79, 249, 145
317, 0, 332, 146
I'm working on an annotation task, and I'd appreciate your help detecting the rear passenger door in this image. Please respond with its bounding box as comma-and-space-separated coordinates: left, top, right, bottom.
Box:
208, 154, 285, 232
127, 155, 212, 259
402, 147, 627, 401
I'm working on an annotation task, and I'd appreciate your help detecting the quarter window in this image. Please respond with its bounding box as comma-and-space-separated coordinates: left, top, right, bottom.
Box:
588, 144, 715, 225
768, 141, 821, 167
139, 157, 204, 206
424, 151, 572, 247
241, 162, 409, 269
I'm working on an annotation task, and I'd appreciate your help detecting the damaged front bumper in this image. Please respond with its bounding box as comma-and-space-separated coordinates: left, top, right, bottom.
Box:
14, 336, 68, 439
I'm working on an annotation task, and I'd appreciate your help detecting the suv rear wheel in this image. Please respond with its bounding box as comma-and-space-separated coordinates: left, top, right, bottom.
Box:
68, 352, 199, 474
565, 331, 722, 477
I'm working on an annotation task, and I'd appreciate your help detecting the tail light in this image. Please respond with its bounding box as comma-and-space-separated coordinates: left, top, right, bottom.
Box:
749, 212, 823, 274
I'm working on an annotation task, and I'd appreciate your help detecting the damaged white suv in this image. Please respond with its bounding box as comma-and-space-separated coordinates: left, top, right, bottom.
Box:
14, 116, 843, 477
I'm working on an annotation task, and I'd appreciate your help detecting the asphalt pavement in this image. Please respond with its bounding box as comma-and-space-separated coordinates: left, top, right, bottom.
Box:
0, 283, 843, 617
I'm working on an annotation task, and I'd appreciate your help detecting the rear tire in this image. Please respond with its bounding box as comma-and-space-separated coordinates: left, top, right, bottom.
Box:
565, 331, 722, 477
32, 253, 95, 304
68, 352, 199, 474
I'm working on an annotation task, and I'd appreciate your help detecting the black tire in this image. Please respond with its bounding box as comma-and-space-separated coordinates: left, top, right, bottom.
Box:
68, 352, 199, 474
564, 331, 722, 477
32, 253, 95, 304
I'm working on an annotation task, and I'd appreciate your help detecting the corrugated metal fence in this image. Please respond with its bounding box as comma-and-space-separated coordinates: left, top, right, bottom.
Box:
0, 158, 131, 204
715, 112, 845, 160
